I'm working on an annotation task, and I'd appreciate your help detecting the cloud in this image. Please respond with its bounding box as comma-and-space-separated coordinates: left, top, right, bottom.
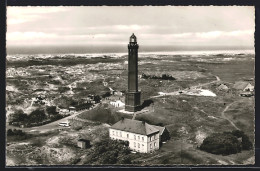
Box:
7, 7, 68, 25
6, 6, 254, 47
7, 29, 254, 47
195, 30, 253, 39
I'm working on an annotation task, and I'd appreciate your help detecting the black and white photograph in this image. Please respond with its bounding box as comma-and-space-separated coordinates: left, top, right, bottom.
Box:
5, 6, 255, 166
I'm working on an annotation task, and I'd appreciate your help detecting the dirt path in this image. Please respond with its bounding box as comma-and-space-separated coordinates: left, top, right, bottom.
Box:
221, 101, 240, 130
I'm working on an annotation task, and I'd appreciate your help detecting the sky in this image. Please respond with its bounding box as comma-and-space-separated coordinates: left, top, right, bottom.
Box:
7, 6, 255, 48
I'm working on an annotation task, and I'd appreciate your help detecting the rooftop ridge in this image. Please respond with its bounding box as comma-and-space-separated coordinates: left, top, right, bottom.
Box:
111, 118, 160, 136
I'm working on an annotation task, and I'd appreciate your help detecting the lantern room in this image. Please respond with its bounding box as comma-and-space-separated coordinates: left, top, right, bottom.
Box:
130, 33, 137, 43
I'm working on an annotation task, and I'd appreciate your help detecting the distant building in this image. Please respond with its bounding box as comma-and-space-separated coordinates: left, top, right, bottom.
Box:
69, 106, 76, 112
77, 139, 91, 149
233, 81, 254, 92
109, 118, 168, 153
110, 100, 125, 108
86, 94, 100, 104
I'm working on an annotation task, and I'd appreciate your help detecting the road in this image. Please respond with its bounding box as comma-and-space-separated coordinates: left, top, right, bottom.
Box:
6, 103, 100, 133
221, 101, 240, 130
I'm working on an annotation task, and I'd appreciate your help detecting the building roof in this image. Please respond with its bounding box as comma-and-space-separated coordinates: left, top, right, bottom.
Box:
233, 81, 251, 90
111, 118, 160, 136
153, 125, 166, 136
78, 139, 90, 143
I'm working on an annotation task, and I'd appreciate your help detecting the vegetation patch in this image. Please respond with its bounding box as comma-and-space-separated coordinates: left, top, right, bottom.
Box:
82, 140, 131, 164
8, 107, 64, 128
77, 104, 132, 124
141, 73, 176, 80
7, 129, 31, 141
200, 130, 253, 155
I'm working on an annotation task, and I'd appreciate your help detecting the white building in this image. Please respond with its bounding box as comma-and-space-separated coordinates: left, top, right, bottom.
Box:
109, 118, 166, 153
110, 100, 125, 108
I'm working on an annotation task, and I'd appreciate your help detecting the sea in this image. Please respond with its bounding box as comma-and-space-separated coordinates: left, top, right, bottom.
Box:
6, 45, 255, 61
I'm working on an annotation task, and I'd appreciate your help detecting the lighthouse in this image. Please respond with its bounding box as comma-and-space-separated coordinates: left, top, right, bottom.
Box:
125, 33, 141, 112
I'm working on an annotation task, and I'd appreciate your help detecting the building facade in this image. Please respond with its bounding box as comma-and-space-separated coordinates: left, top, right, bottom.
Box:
109, 118, 166, 153
125, 33, 141, 112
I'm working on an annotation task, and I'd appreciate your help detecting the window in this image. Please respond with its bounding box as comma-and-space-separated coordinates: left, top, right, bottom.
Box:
116, 132, 118, 136
150, 136, 152, 141
134, 142, 136, 147
154, 142, 156, 147
154, 135, 156, 140
150, 144, 152, 149
134, 135, 136, 140
120, 131, 122, 137
112, 131, 114, 135
138, 136, 140, 140
127, 134, 129, 138
142, 137, 144, 141
138, 143, 140, 148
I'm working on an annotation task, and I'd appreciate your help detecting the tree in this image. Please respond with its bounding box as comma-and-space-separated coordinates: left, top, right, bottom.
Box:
29, 109, 46, 123
8, 109, 28, 123
46, 106, 58, 116
200, 132, 246, 155
94, 95, 101, 103
102, 92, 111, 98
7, 129, 14, 136
54, 96, 76, 109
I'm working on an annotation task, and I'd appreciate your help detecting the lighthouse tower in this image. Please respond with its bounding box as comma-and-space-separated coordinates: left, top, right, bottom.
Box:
125, 33, 141, 112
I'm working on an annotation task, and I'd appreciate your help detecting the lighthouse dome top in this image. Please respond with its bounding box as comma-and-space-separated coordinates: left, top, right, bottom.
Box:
130, 33, 137, 43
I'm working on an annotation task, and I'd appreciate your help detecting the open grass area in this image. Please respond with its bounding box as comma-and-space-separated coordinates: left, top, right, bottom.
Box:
196, 58, 254, 83
224, 98, 255, 139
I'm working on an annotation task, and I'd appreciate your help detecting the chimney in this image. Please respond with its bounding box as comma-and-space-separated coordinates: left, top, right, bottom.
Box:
142, 121, 145, 124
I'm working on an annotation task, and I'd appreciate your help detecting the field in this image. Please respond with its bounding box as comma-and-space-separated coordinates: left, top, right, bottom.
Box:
6, 52, 255, 165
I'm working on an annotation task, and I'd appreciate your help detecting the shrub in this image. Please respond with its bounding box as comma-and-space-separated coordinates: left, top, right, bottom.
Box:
7, 129, 29, 141
140, 99, 154, 109
54, 96, 76, 109
8, 109, 28, 123
231, 130, 253, 150
46, 106, 59, 116
102, 92, 111, 98
28, 109, 46, 123
83, 139, 131, 164
58, 86, 70, 93
200, 131, 252, 155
